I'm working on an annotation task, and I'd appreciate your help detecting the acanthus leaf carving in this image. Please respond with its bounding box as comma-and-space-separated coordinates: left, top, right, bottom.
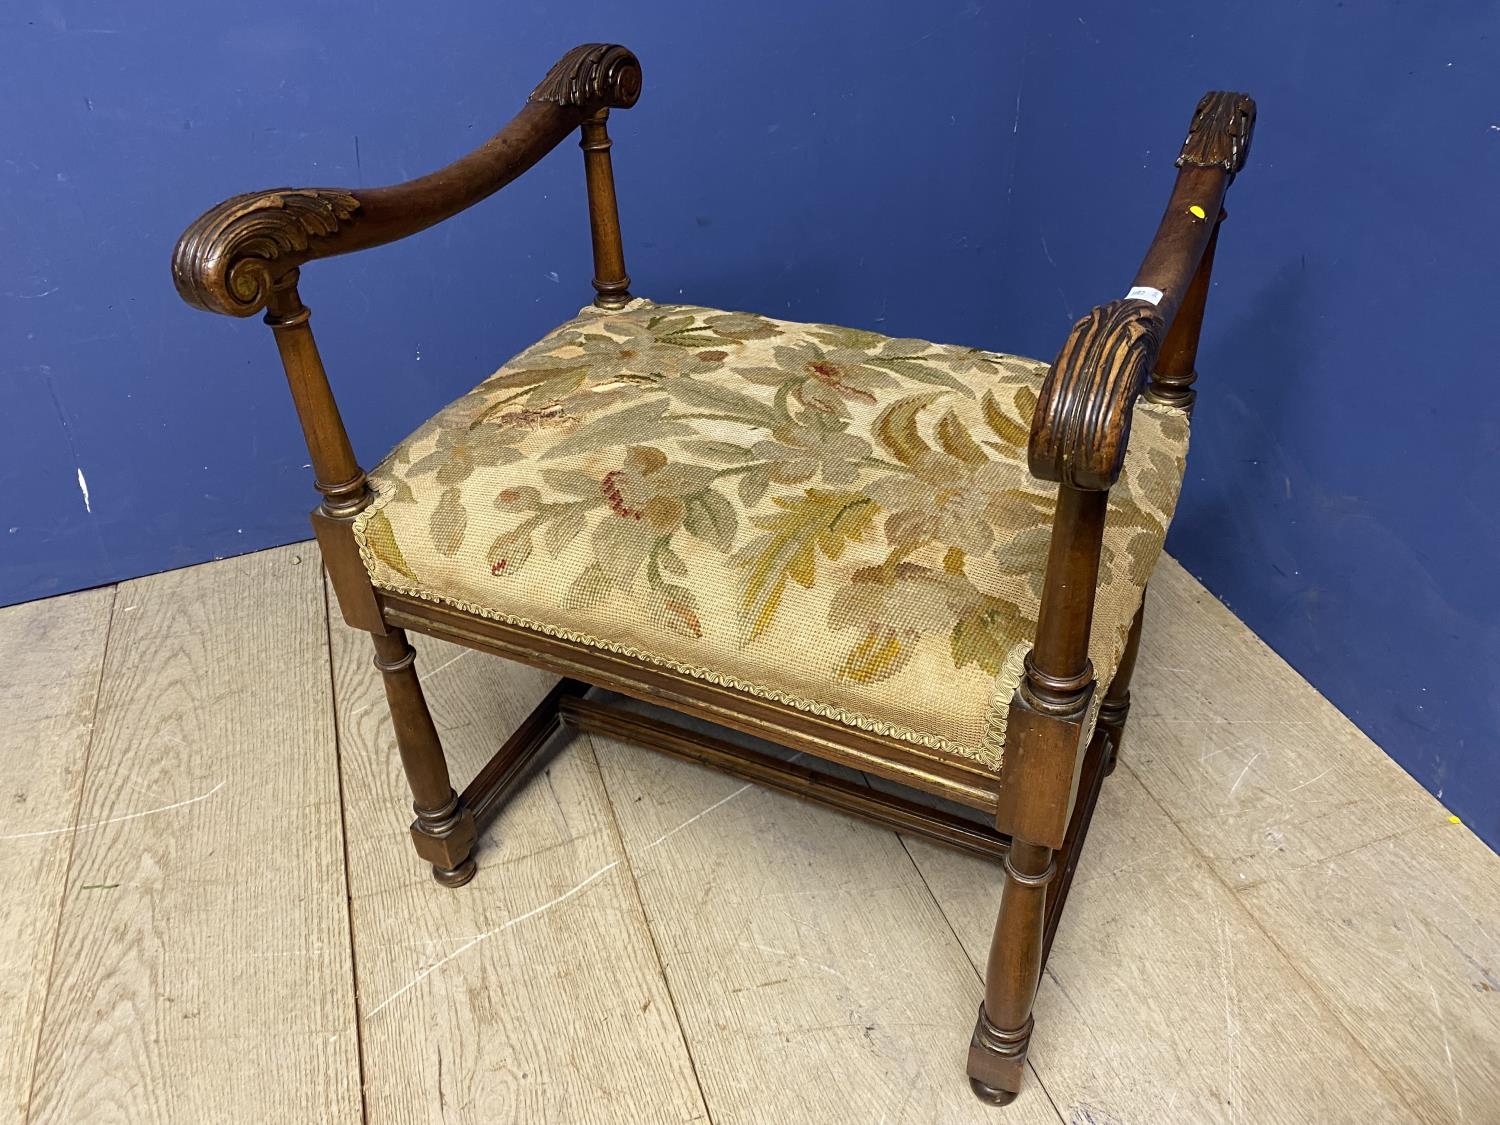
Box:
1176, 91, 1257, 176
172, 188, 360, 317
528, 43, 642, 111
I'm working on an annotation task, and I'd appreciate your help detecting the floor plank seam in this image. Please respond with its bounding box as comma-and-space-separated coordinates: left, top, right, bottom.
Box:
323, 584, 372, 1125
21, 583, 118, 1125
1117, 754, 1425, 1119
586, 733, 718, 1125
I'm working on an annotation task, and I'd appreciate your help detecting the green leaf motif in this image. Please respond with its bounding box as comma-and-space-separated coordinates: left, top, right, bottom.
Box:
679, 440, 755, 462
592, 517, 656, 586
874, 394, 942, 467
563, 563, 613, 610
737, 464, 773, 508
982, 390, 1028, 447
485, 529, 533, 576
479, 362, 590, 396
430, 487, 467, 557
526, 370, 588, 407
657, 544, 689, 578
682, 489, 738, 552
865, 357, 970, 394
543, 506, 588, 555
665, 378, 782, 429
807, 324, 890, 351
540, 399, 695, 461
950, 599, 1029, 676
364, 511, 417, 581
732, 490, 876, 642
540, 468, 605, 498
648, 583, 704, 638
996, 525, 1053, 598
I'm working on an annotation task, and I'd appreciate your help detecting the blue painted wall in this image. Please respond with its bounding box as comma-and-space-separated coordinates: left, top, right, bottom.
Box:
3, 3, 1496, 848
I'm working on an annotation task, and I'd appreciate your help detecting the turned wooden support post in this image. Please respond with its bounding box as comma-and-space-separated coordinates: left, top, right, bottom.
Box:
1145, 217, 1222, 411
1099, 600, 1144, 775
260, 274, 387, 632
972, 484, 1108, 1104
522, 43, 641, 309
994, 483, 1110, 846
970, 840, 1055, 1102
579, 109, 632, 309
264, 274, 367, 518
371, 629, 478, 887
266, 276, 475, 886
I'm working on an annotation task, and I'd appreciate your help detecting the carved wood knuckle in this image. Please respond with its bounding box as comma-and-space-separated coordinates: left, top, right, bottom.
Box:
172, 188, 360, 317
1028, 300, 1165, 490
529, 43, 642, 112
1176, 91, 1257, 176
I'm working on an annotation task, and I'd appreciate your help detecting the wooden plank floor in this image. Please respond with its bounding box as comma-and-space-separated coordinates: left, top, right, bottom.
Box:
3, 546, 1496, 1123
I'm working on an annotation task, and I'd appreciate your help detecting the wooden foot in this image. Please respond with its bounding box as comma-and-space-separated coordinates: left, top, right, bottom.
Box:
968, 840, 1055, 1101
967, 1008, 1030, 1104
372, 629, 477, 886
409, 788, 479, 887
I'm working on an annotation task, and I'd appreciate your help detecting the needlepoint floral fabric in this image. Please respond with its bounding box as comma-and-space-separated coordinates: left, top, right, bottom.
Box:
354, 300, 1189, 767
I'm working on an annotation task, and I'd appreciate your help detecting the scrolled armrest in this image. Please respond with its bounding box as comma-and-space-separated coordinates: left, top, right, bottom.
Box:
1028, 300, 1165, 490
172, 43, 641, 317
1027, 89, 1255, 490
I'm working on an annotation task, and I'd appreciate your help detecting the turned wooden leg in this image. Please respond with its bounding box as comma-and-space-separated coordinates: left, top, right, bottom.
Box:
1099, 600, 1144, 776
371, 629, 478, 887
968, 840, 1055, 1103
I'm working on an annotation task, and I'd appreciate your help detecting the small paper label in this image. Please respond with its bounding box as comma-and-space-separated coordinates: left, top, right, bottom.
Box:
1126, 286, 1164, 305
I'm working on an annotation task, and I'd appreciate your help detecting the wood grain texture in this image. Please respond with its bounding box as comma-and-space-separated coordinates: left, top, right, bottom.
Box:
1132, 557, 1500, 1122
327, 604, 706, 1124
903, 769, 1411, 1123
1239, 822, 1500, 1124
25, 545, 360, 1124
589, 702, 1063, 1124
1128, 556, 1452, 886
0, 588, 112, 1125
9, 543, 1499, 1121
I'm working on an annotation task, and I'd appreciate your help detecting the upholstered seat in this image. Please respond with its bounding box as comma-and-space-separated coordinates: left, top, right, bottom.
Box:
353, 299, 1190, 767
174, 42, 1255, 1101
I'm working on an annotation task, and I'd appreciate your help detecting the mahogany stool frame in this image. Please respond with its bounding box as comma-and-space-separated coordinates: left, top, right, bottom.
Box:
171, 43, 1255, 1104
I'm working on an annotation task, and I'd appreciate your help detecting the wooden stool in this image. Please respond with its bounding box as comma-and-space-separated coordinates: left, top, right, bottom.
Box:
172, 45, 1254, 1102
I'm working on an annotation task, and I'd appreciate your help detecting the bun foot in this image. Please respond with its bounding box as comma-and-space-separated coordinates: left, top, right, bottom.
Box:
969, 1077, 1019, 1105
432, 857, 477, 888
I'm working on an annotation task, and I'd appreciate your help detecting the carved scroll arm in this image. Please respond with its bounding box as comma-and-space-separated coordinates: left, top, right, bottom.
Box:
994, 91, 1257, 849
1028, 90, 1255, 490
172, 43, 642, 318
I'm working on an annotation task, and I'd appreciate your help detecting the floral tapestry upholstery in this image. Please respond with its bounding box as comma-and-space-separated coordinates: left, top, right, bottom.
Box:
353, 299, 1190, 769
